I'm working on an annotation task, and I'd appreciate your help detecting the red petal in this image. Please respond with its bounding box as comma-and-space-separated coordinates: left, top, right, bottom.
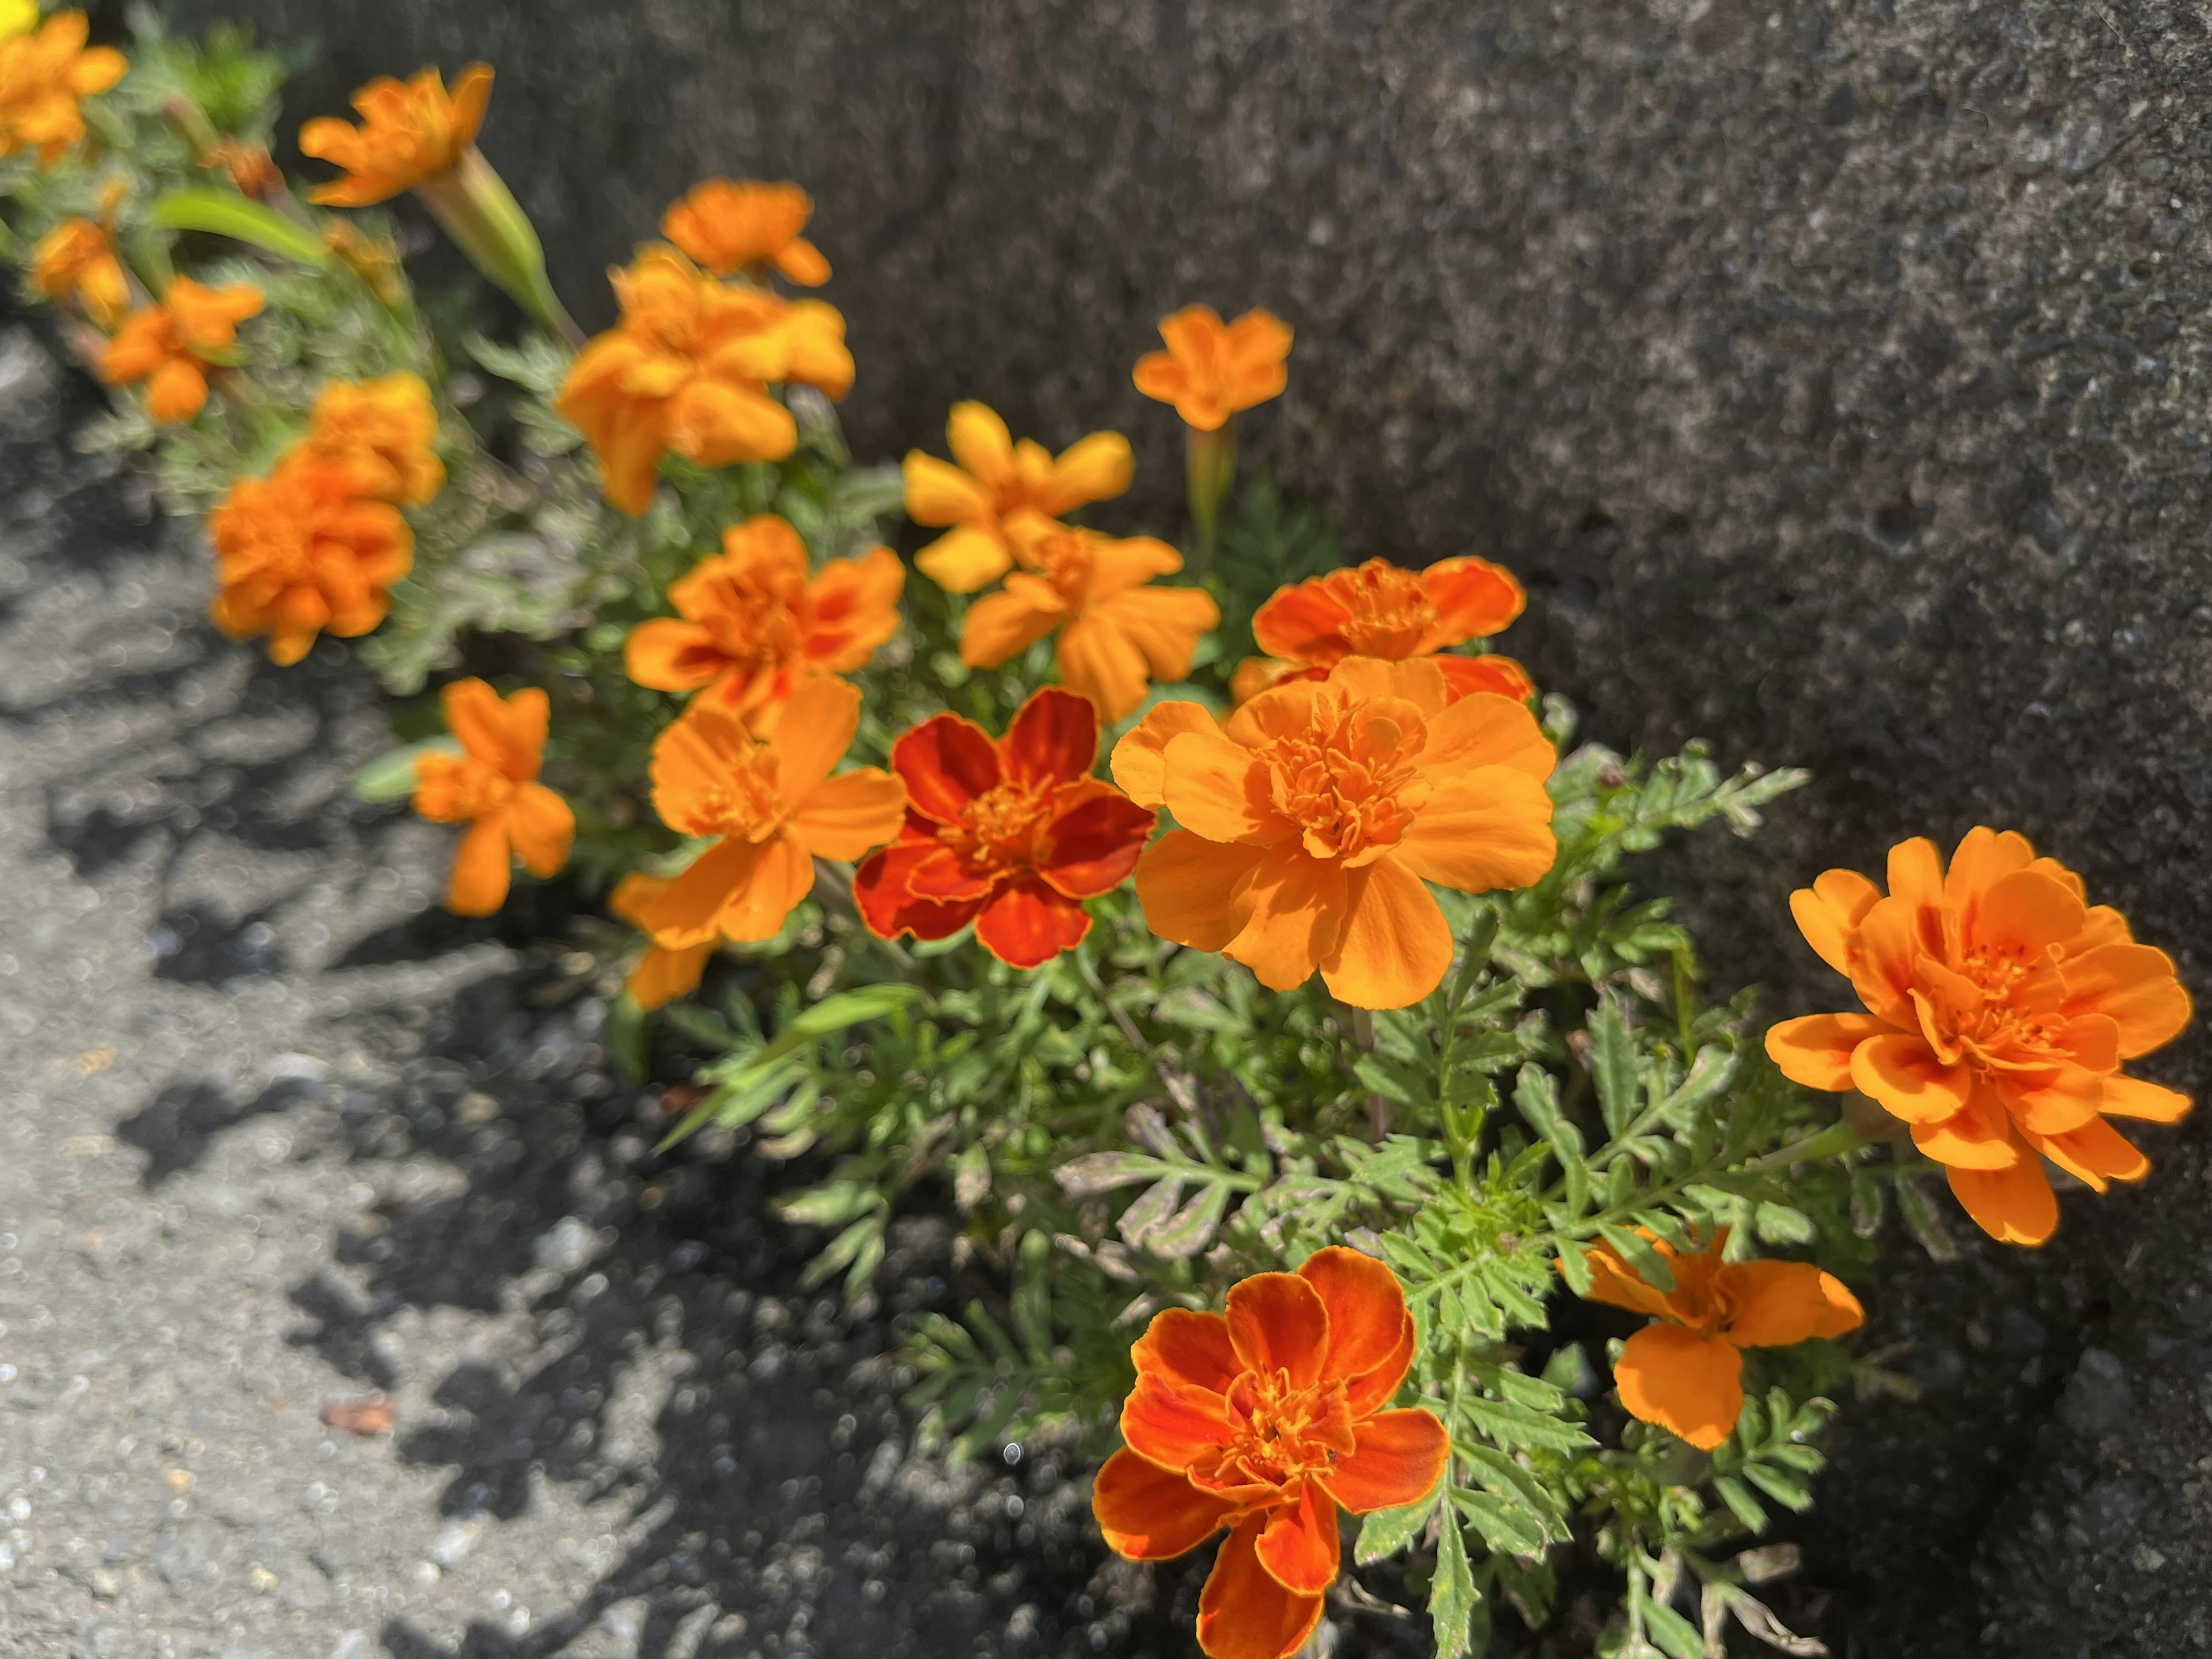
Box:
904, 846, 998, 902
1120, 1373, 1235, 1474
1225, 1273, 1330, 1391
1091, 1448, 1234, 1560
974, 877, 1090, 967
1003, 685, 1099, 788
1037, 782, 1155, 898
1437, 653, 1535, 702
853, 843, 984, 942
1323, 1407, 1450, 1514
891, 711, 1001, 823
1252, 1480, 1339, 1594
1197, 1516, 1327, 1659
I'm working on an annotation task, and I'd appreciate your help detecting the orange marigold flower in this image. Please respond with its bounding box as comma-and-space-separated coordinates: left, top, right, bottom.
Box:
1113, 656, 1556, 1008
1766, 828, 2194, 1245
297, 63, 493, 207
1233, 555, 1534, 707
903, 401, 1134, 593
0, 12, 126, 168
624, 513, 902, 731
1132, 305, 1293, 433
960, 522, 1218, 722
1574, 1227, 1862, 1452
99, 278, 265, 424
1094, 1248, 1448, 1659
203, 136, 282, 199
411, 679, 574, 917
855, 688, 1154, 968
208, 448, 414, 665
630, 677, 906, 950
609, 871, 716, 1010
661, 177, 831, 285
555, 245, 854, 516
305, 373, 444, 506
29, 213, 128, 327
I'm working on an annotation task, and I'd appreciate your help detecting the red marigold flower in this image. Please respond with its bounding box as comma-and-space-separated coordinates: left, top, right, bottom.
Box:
854, 687, 1154, 968
1093, 1248, 1449, 1659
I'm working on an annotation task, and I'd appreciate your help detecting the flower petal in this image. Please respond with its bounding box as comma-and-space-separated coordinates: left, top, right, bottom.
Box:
974, 877, 1091, 968
1613, 1324, 1744, 1452
2099, 1074, 2192, 1123
1320, 854, 1455, 1010
1037, 783, 1154, 899
1764, 1012, 1891, 1092
1110, 700, 1222, 809
627, 940, 713, 1011
791, 767, 908, 861
1298, 1247, 1415, 1392
1909, 1085, 2020, 1170
2027, 1116, 2150, 1193
1004, 687, 1099, 789
1134, 830, 1263, 951
1412, 688, 1556, 782
1224, 843, 1347, 993
1225, 1272, 1330, 1391
1121, 1373, 1236, 1473
445, 815, 512, 916
767, 676, 863, 803
901, 450, 990, 526
715, 828, 815, 942
506, 782, 574, 877
1132, 1308, 1241, 1393
1391, 766, 1556, 893
1092, 1448, 1234, 1561
913, 524, 1013, 593
1789, 868, 1883, 975
1162, 728, 1274, 842
638, 836, 770, 949
2059, 944, 2192, 1058
891, 711, 1001, 824
1578, 1241, 1676, 1320
1994, 1063, 2106, 1137
1252, 1481, 1339, 1595
1946, 1154, 2058, 1245
1971, 869, 2088, 956
624, 618, 725, 692
1196, 1516, 1327, 1659
1850, 1032, 1974, 1123
961, 584, 1066, 669
1054, 612, 1154, 722
1846, 897, 1922, 1027
1038, 430, 1135, 514
1714, 1260, 1863, 1348
1323, 1408, 1450, 1514
1887, 836, 1945, 912
944, 400, 1016, 484
853, 842, 985, 942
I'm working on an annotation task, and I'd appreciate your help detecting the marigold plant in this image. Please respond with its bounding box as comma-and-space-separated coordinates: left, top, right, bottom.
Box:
624, 513, 902, 731
207, 449, 414, 665
959, 522, 1218, 721
298, 62, 492, 206
304, 373, 445, 506
0, 11, 125, 166
1094, 1249, 1448, 1659
100, 277, 264, 423
411, 679, 575, 916
903, 400, 1135, 593
661, 177, 830, 284
1766, 827, 2193, 1243
855, 687, 1154, 967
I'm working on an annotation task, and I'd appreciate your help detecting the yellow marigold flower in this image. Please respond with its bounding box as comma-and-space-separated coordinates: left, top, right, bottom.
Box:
960, 521, 1218, 722
29, 213, 127, 327
305, 373, 444, 506
0, 12, 125, 168
99, 278, 264, 424
209, 448, 414, 666
903, 401, 1134, 593
321, 220, 406, 305
555, 245, 854, 516
661, 178, 830, 285
298, 63, 492, 207
413, 679, 574, 917
1133, 304, 1292, 432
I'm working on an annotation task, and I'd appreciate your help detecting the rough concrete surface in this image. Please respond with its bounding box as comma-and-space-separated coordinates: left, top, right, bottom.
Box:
42, 0, 2212, 1651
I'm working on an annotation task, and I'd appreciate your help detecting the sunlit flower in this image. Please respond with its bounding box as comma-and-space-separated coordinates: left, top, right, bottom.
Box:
555, 245, 854, 516
298, 63, 493, 207
203, 136, 282, 199
960, 521, 1217, 722
208, 447, 413, 665
1233, 556, 1533, 706
411, 679, 574, 916
624, 513, 902, 731
1766, 828, 2194, 1245
0, 12, 127, 168
1575, 1227, 1861, 1452
99, 278, 264, 423
1113, 656, 1556, 1009
1132, 305, 1292, 433
903, 401, 1134, 593
661, 177, 831, 285
609, 872, 715, 1010
630, 676, 906, 950
1094, 1248, 1448, 1659
0, 2, 36, 43
322, 219, 405, 305
855, 688, 1153, 967
29, 213, 128, 327
305, 373, 444, 505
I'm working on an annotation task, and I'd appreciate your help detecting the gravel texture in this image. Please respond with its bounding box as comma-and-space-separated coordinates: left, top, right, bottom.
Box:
39, 0, 2212, 1647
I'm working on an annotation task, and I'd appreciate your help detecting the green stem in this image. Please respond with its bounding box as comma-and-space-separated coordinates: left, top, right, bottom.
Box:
1074, 940, 1150, 1056
415, 149, 583, 349
1184, 419, 1235, 574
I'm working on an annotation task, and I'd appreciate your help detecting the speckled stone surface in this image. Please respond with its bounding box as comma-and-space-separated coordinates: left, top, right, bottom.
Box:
84, 0, 2212, 1650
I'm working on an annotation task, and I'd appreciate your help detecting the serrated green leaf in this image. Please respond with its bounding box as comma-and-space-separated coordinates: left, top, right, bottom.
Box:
1430, 1512, 1486, 1659
1589, 999, 1637, 1138
1354, 1492, 1438, 1565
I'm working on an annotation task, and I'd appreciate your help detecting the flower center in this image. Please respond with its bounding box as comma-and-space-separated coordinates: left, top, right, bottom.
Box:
415, 753, 513, 823
1029, 532, 1098, 608
688, 747, 786, 841
1203, 1368, 1356, 1494
1257, 696, 1428, 863
698, 568, 809, 668
1329, 562, 1439, 660
1932, 944, 2065, 1065
948, 781, 1049, 869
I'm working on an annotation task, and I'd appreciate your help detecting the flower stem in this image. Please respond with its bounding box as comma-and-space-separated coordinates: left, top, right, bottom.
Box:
1184, 419, 1235, 574
415, 149, 583, 349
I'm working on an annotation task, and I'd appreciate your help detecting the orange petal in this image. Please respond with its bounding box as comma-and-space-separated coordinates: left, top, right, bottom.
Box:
1320, 854, 1455, 1010
912, 524, 1012, 592
1132, 1308, 1241, 1393
1092, 1448, 1234, 1561
1055, 612, 1154, 722
1224, 1272, 1330, 1391
1196, 1515, 1327, 1659
1613, 1324, 1744, 1452
1849, 1032, 1973, 1123
1299, 1247, 1414, 1393
1789, 868, 1881, 975
2027, 1116, 2150, 1192
1971, 869, 2087, 956
445, 815, 512, 916
960, 585, 1063, 669
1411, 687, 1556, 781
637, 836, 768, 949
627, 941, 713, 1011
1392, 767, 1556, 893
1909, 1085, 2018, 1169
1324, 1407, 1450, 1515
1133, 830, 1263, 952
1120, 1373, 1237, 1473
1764, 1012, 1890, 1092
506, 782, 574, 877
1578, 1241, 1677, 1320
1942, 825, 2036, 914
1037, 430, 1135, 514
1252, 1482, 1339, 1595
1109, 700, 1221, 809
441, 677, 516, 769
1419, 555, 1525, 644
767, 676, 863, 803
1161, 728, 1272, 842
625, 618, 726, 692
715, 828, 815, 942
1994, 1063, 2106, 1137
2059, 944, 2192, 1058
944, 400, 1016, 483
973, 877, 1092, 967
1004, 686, 1101, 790
791, 767, 908, 861
1714, 1260, 1863, 1348
1846, 897, 1922, 1027
1886, 836, 1945, 912
2099, 1074, 2192, 1123
1224, 843, 1347, 993
1946, 1154, 2058, 1245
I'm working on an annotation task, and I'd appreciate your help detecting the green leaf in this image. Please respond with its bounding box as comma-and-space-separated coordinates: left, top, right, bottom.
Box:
1053, 1152, 1170, 1196
1588, 999, 1638, 1138
1429, 1511, 1486, 1659
1741, 1461, 1815, 1512
1451, 1484, 1546, 1555
154, 189, 331, 267
1354, 1492, 1438, 1565
1642, 1598, 1705, 1659
1752, 1202, 1816, 1244
1713, 1473, 1768, 1531
1596, 1223, 1675, 1294
790, 983, 923, 1035
349, 737, 456, 802
1145, 1182, 1230, 1260
1554, 1239, 1593, 1296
